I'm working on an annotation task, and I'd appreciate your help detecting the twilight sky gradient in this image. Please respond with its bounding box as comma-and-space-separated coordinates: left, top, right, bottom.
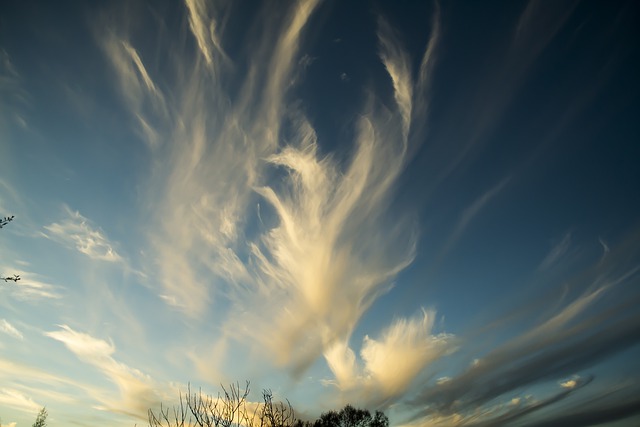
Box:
1, 1, 640, 426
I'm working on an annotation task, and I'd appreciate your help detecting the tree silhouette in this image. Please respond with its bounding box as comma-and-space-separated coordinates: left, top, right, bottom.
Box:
32, 408, 47, 427
147, 382, 297, 427
147, 381, 390, 427
309, 405, 388, 427
0, 216, 14, 229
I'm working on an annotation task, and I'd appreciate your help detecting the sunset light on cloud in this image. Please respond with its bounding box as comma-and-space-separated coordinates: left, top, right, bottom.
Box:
1, 1, 639, 426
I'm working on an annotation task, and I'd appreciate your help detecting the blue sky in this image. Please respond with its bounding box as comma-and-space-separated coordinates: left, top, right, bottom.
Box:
1, 1, 639, 426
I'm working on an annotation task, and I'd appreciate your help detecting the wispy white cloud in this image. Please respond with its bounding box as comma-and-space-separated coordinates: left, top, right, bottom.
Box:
360, 310, 453, 400
512, 0, 580, 58
184, 0, 228, 69
0, 388, 41, 413
455, 178, 510, 240
0, 49, 30, 132
598, 237, 610, 262
94, 3, 450, 400
102, 33, 166, 149
438, 177, 510, 259
378, 17, 413, 139
418, 1, 581, 192
0, 49, 20, 87
243, 107, 417, 373
403, 378, 595, 427
0, 358, 95, 396
0, 319, 23, 340
260, 0, 322, 138
0, 265, 63, 300
45, 325, 167, 419
559, 377, 579, 389
538, 232, 572, 271
414, 1, 440, 122
98, 0, 290, 313
407, 255, 640, 424
222, 7, 444, 382
121, 41, 160, 97
0, 356, 155, 425
119, 0, 324, 315
46, 325, 116, 359
0, 179, 23, 217
323, 310, 454, 406
42, 205, 123, 263
100, 0, 444, 402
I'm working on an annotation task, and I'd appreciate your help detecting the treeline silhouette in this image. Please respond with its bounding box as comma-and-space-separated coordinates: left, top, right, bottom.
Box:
146, 381, 388, 427
295, 404, 388, 427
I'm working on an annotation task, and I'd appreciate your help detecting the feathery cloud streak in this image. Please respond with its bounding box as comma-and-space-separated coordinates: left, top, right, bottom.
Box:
405, 238, 640, 426
224, 2, 442, 384
100, 0, 444, 394
0, 319, 23, 340
538, 232, 572, 271
42, 205, 123, 263
324, 309, 454, 407
0, 265, 62, 301
0, 49, 29, 131
0, 388, 41, 413
45, 325, 167, 419
102, 0, 324, 315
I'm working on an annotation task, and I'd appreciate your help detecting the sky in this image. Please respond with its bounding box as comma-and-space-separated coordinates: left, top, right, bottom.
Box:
1, 0, 639, 426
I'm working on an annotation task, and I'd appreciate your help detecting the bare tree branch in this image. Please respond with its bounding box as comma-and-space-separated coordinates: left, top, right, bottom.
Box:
0, 216, 14, 229
148, 382, 298, 427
